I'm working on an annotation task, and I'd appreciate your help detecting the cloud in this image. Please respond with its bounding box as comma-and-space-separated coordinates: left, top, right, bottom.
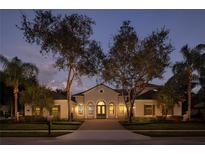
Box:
46, 79, 66, 91
37, 63, 58, 84
46, 77, 94, 94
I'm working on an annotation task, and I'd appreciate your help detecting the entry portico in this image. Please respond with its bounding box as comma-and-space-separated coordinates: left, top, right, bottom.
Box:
73, 84, 126, 119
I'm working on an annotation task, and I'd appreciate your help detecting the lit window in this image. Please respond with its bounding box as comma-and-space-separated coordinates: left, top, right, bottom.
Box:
78, 104, 83, 115
144, 105, 155, 115
119, 104, 124, 114
34, 107, 41, 116
98, 101, 105, 105
52, 106, 60, 118
109, 103, 114, 115
88, 103, 94, 115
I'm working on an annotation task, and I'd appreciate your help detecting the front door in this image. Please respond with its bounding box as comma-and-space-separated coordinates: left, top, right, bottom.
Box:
97, 101, 106, 119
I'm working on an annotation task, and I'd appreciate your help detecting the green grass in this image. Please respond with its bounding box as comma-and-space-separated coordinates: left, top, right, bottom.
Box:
120, 121, 205, 130
134, 131, 205, 137
0, 132, 70, 137
0, 122, 82, 130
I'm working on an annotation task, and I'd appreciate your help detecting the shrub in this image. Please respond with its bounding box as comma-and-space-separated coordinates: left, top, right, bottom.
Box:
167, 116, 182, 122
19, 116, 47, 123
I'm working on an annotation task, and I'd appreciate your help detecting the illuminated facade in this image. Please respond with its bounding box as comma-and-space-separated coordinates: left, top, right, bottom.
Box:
25, 84, 182, 119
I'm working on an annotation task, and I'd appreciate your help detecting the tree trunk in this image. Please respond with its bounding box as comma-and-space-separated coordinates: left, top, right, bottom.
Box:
128, 101, 134, 123
13, 83, 19, 121
67, 82, 71, 121
66, 67, 75, 121
10, 100, 13, 118
67, 90, 71, 121
187, 70, 192, 121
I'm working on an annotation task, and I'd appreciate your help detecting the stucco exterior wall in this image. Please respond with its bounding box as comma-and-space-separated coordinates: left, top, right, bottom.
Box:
54, 100, 69, 119
24, 105, 32, 116
75, 84, 121, 119
173, 102, 182, 116
24, 100, 75, 120
134, 100, 162, 117
23, 84, 183, 120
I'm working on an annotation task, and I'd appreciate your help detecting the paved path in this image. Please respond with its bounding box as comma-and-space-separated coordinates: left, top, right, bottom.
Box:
79, 119, 125, 130
57, 119, 150, 141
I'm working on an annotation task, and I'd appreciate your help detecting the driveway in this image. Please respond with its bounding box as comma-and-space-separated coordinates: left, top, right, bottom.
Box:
57, 119, 150, 142
79, 119, 126, 130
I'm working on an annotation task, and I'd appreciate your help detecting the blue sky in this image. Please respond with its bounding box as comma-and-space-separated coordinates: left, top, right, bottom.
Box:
0, 10, 205, 93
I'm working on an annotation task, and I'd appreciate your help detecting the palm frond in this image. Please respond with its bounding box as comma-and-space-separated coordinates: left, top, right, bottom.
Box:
22, 63, 39, 78
172, 62, 186, 74
180, 44, 190, 60
0, 54, 9, 69
195, 44, 205, 51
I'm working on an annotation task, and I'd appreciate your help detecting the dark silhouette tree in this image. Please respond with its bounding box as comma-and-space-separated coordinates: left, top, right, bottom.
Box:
102, 21, 173, 123
18, 10, 105, 121
0, 55, 38, 120
173, 44, 205, 120
0, 71, 13, 117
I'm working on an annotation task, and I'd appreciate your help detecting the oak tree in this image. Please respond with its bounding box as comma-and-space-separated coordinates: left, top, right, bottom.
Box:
18, 10, 104, 121
102, 21, 173, 123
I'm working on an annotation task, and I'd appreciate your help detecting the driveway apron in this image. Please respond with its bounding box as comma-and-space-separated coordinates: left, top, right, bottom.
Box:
57, 119, 150, 142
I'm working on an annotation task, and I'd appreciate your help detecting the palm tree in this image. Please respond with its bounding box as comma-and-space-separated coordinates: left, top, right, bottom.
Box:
0, 54, 38, 120
173, 44, 205, 120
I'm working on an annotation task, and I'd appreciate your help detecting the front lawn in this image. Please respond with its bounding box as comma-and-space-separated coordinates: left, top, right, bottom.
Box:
0, 121, 83, 130
0, 132, 70, 137
120, 121, 205, 130
134, 131, 205, 137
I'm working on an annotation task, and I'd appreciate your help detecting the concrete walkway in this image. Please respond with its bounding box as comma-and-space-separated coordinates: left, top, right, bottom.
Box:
57, 119, 150, 141
79, 119, 126, 130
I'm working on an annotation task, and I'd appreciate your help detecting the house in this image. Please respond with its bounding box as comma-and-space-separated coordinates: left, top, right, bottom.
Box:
24, 83, 182, 119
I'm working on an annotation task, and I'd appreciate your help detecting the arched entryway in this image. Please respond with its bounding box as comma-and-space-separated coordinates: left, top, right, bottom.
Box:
96, 101, 106, 119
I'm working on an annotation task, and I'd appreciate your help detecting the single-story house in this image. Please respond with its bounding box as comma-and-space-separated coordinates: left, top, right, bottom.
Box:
24, 83, 182, 120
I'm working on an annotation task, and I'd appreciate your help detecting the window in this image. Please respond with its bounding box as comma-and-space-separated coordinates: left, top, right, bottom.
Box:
99, 89, 104, 93
119, 104, 124, 114
109, 103, 114, 115
51, 106, 60, 118
144, 105, 155, 115
87, 103, 94, 115
98, 101, 105, 105
78, 104, 83, 115
34, 107, 41, 116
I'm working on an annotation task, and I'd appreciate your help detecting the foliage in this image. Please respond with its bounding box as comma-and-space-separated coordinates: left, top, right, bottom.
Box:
156, 72, 188, 116
0, 55, 38, 86
20, 85, 54, 110
0, 54, 38, 119
18, 10, 105, 120
0, 71, 13, 106
102, 21, 173, 122
51, 89, 67, 99
173, 44, 205, 120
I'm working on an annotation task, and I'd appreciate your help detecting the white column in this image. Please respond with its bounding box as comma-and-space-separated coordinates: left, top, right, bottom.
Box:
94, 104, 96, 119
106, 102, 108, 119
115, 104, 118, 118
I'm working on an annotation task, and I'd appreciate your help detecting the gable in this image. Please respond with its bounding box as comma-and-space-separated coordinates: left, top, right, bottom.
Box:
73, 84, 119, 96
84, 84, 119, 95
83, 84, 120, 103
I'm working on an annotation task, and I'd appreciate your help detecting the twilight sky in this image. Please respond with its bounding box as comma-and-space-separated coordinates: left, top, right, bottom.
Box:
0, 10, 205, 93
